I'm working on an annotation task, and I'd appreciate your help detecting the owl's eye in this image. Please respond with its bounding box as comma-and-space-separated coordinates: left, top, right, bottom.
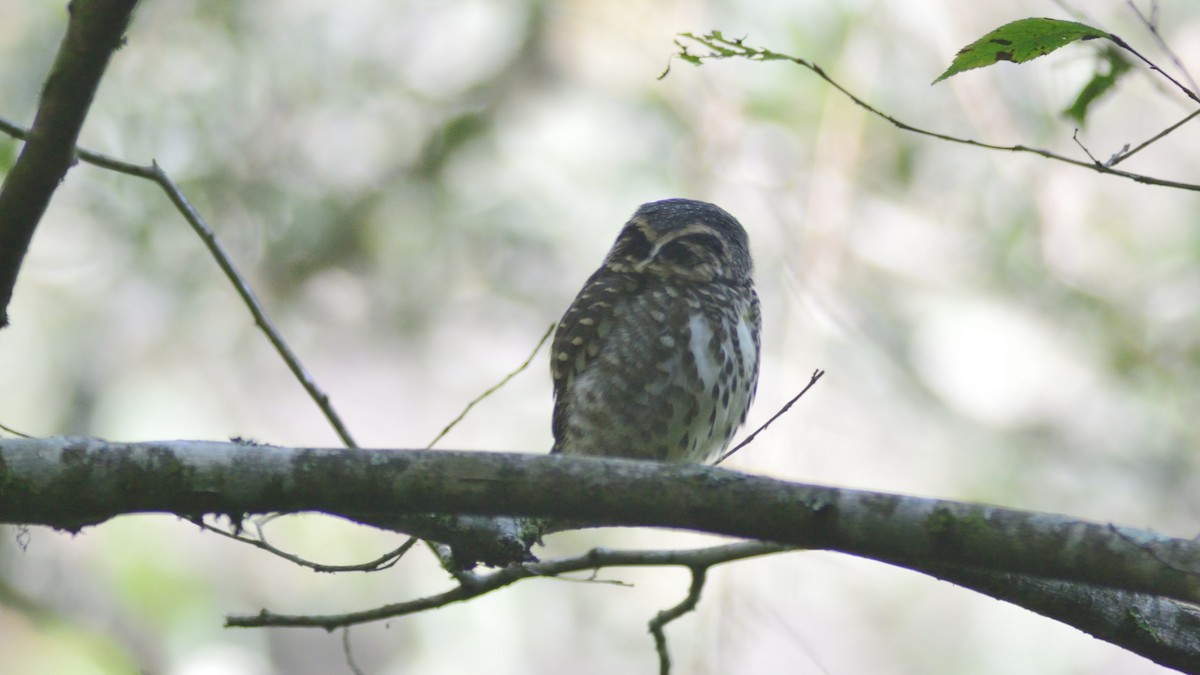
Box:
679, 232, 725, 256
617, 225, 653, 260
660, 233, 725, 265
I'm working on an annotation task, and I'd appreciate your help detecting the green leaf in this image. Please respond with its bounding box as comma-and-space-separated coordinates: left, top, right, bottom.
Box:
933, 17, 1111, 84
1062, 45, 1133, 125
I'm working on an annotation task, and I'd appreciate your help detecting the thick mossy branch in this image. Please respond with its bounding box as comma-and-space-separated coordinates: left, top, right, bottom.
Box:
7, 436, 1200, 670
2, 436, 1199, 604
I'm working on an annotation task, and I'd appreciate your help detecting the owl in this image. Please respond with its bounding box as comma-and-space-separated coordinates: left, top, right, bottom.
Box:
551, 198, 760, 462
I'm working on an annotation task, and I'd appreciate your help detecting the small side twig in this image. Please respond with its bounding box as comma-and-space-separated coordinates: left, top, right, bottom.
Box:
1072, 129, 1102, 165
716, 369, 824, 465
0, 420, 32, 438
342, 627, 366, 675
1107, 108, 1200, 166
195, 516, 417, 573
425, 322, 555, 449
650, 566, 707, 675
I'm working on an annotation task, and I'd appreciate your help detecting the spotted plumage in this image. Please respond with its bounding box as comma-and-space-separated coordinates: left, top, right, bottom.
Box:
551, 198, 760, 462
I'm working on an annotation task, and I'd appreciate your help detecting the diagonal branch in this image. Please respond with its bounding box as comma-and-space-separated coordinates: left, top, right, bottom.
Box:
147, 162, 358, 447
717, 368, 823, 464
425, 322, 556, 449
1126, 0, 1200, 95
1106, 32, 1200, 106
0, 0, 142, 328
0, 116, 358, 447
1106, 107, 1200, 167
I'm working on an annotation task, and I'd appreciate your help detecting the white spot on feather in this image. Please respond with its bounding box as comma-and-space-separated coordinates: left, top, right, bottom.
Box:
688, 313, 719, 392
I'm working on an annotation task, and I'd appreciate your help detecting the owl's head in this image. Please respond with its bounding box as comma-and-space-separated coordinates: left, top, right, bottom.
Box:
604, 198, 753, 283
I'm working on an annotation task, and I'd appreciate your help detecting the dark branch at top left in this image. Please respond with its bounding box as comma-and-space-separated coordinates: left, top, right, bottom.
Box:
0, 0, 141, 327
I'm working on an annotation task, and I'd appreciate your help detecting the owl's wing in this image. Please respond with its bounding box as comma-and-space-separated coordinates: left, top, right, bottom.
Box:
550, 269, 636, 452
741, 287, 763, 425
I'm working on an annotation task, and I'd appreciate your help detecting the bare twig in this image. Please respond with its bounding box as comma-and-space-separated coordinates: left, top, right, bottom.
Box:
342, 628, 366, 675
1105, 33, 1200, 105
666, 33, 1200, 193
1127, 0, 1200, 94
0, 420, 32, 438
226, 541, 790, 629
0, 115, 174, 176
148, 162, 360, 447
1071, 130, 1102, 165
195, 516, 418, 573
1096, 3, 1200, 167
716, 369, 824, 465
425, 322, 556, 449
1107, 108, 1200, 166
650, 566, 707, 675
0, 114, 359, 448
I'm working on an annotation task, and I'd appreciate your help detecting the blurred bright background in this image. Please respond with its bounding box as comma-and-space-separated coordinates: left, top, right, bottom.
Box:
2, 0, 1199, 673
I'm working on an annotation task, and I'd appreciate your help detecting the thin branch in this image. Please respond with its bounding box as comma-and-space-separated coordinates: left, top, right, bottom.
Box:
1106, 32, 1200, 105
195, 516, 418, 573
1127, 0, 1200, 94
1071, 130, 1102, 165
1051, 0, 1194, 155
225, 525, 1200, 673
665, 33, 1200, 192
716, 369, 824, 465
425, 322, 556, 449
0, 0, 142, 328
342, 628, 366, 675
225, 541, 788, 629
0, 114, 358, 447
558, 573, 633, 588
0, 114, 153, 174
650, 566, 707, 675
148, 162, 359, 447
1108, 104, 1200, 167
0, 420, 32, 438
